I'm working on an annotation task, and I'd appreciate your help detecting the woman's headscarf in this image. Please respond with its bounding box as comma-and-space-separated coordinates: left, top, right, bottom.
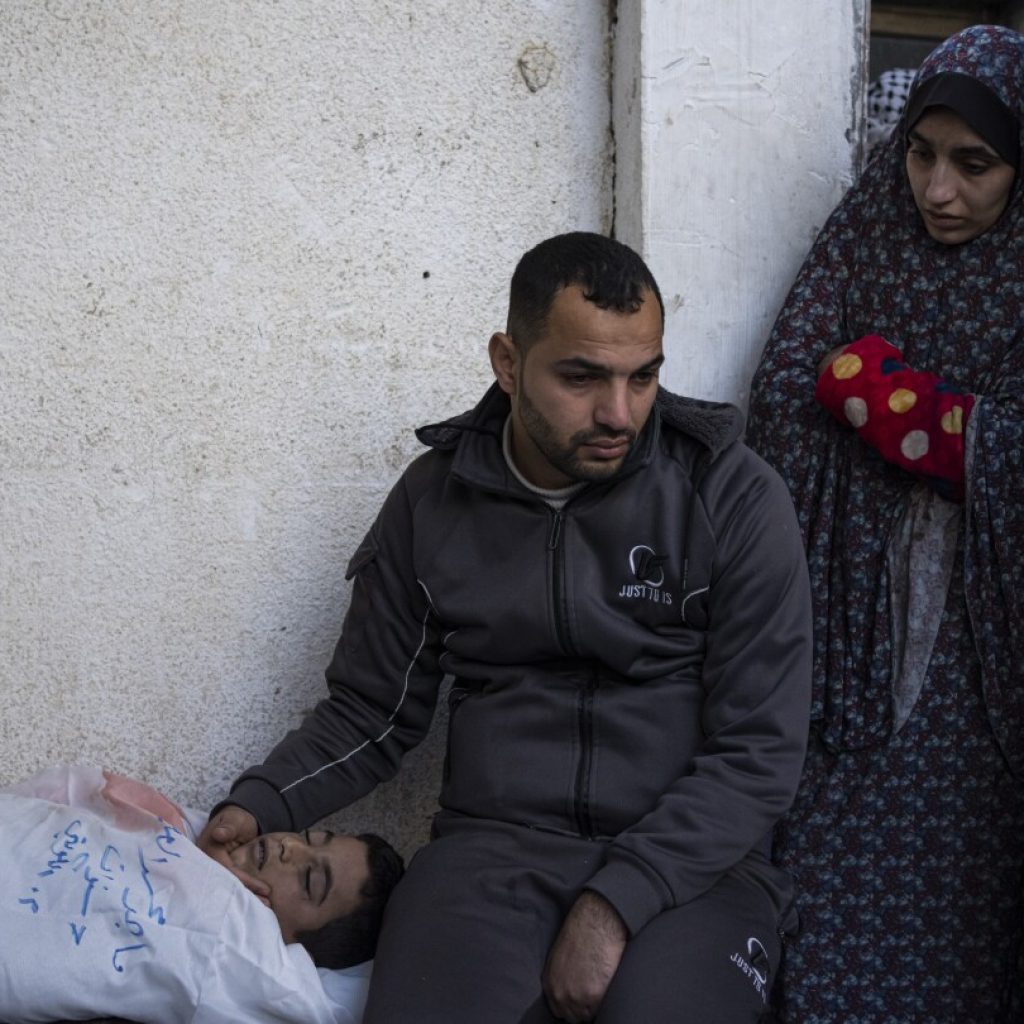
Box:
904, 69, 1019, 168
746, 25, 1024, 775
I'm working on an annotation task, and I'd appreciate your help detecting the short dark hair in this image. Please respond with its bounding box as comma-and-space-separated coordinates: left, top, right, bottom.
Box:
507, 232, 664, 347
295, 832, 405, 969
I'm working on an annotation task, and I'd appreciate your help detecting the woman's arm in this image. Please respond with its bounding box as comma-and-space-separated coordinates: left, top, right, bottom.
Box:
815, 334, 975, 499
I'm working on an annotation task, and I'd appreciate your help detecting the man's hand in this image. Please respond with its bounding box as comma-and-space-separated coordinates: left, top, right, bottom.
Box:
196, 804, 270, 903
542, 891, 628, 1022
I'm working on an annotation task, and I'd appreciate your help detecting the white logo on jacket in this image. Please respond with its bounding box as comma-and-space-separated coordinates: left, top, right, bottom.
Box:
617, 545, 673, 605
729, 936, 769, 1002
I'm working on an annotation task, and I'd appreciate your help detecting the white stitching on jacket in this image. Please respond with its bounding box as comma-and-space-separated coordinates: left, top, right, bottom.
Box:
680, 585, 709, 625
280, 580, 436, 794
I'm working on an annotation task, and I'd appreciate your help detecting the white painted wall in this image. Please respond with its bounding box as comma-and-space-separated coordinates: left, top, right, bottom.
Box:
1, 0, 866, 856
0, 1, 610, 852
615, 0, 869, 406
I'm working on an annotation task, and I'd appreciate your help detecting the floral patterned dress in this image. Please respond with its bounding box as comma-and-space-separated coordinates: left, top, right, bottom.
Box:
747, 26, 1024, 1024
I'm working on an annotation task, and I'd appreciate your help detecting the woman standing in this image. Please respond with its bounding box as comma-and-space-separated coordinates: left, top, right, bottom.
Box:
747, 26, 1024, 1022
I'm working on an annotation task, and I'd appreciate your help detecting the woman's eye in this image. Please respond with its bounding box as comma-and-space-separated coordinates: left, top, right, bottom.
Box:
304, 867, 312, 895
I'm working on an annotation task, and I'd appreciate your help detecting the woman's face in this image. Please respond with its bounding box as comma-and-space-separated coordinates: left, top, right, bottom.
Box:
905, 106, 1016, 244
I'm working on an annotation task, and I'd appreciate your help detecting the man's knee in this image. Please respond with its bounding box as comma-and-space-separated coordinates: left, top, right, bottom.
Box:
597, 874, 785, 1023
363, 834, 561, 1023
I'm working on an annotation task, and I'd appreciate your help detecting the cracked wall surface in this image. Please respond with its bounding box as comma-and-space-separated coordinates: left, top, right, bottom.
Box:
614, 0, 868, 407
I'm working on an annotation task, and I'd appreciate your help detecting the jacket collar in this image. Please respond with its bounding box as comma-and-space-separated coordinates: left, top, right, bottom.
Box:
415, 383, 744, 494
654, 387, 744, 458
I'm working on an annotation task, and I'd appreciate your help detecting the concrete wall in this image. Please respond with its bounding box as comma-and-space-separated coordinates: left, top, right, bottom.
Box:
615, 0, 869, 406
0, 1, 611, 855
1, 0, 865, 858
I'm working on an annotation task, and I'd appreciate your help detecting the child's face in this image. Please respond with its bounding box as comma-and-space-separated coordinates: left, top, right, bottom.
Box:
229, 830, 370, 941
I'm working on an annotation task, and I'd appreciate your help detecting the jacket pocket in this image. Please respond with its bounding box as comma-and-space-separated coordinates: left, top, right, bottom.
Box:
341, 528, 381, 653
345, 527, 379, 580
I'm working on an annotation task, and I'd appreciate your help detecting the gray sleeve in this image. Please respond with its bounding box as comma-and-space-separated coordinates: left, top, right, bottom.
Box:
226, 463, 446, 833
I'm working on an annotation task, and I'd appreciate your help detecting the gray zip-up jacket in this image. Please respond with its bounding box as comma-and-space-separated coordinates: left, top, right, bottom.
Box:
227, 383, 812, 935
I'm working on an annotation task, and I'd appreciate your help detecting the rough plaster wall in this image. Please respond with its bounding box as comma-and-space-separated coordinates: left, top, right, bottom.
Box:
616, 0, 869, 406
0, 1, 610, 857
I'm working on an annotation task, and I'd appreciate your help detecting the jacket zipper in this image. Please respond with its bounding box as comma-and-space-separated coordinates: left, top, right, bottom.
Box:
548, 506, 593, 835
443, 688, 471, 782
547, 508, 573, 653
574, 673, 596, 838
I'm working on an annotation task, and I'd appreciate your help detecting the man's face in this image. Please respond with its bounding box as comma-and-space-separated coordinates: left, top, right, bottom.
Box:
494, 285, 664, 489
229, 830, 370, 942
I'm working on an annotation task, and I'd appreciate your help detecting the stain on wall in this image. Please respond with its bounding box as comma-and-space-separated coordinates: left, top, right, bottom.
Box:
518, 43, 557, 92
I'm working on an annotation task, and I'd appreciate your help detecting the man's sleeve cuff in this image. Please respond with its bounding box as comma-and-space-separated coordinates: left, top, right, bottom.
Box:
584, 855, 676, 937
218, 777, 295, 834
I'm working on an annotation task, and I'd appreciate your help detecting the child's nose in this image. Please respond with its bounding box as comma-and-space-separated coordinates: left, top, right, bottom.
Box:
278, 834, 304, 861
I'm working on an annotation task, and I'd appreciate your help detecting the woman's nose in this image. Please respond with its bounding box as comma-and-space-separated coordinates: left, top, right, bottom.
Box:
925, 162, 957, 204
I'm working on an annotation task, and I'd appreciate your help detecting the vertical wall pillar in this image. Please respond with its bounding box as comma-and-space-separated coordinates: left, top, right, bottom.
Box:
613, 0, 869, 406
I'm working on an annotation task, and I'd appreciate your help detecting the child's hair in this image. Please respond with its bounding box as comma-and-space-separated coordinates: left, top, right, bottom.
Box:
295, 832, 405, 969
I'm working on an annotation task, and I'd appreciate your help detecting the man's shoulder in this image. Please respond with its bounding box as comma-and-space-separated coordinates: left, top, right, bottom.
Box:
414, 383, 507, 452
396, 446, 456, 498
698, 436, 801, 529
653, 388, 789, 493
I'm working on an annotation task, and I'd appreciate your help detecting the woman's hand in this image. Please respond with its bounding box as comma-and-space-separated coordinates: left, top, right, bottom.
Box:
817, 344, 849, 377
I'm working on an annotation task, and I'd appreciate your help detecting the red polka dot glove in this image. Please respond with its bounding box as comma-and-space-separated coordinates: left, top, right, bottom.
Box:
814, 334, 975, 501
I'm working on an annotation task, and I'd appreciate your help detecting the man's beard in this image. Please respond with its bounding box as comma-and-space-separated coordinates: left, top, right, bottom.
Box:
517, 387, 636, 484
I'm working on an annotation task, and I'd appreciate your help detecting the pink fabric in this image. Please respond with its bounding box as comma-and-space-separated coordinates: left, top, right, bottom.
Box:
100, 769, 191, 836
